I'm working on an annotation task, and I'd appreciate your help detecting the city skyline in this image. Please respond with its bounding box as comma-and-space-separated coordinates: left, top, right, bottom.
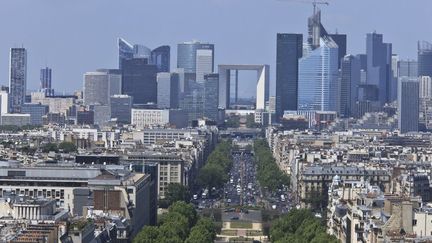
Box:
0, 0, 431, 94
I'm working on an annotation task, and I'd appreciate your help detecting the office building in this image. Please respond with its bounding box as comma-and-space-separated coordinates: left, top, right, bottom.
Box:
298, 37, 339, 111
1, 114, 30, 126
177, 41, 214, 74
90, 105, 111, 126
203, 74, 219, 122
339, 55, 361, 117
195, 49, 214, 83
328, 34, 347, 69
157, 73, 180, 109
275, 33, 303, 121
418, 41, 432, 77
218, 64, 269, 110
0, 91, 8, 115
121, 58, 157, 105
366, 32, 393, 105
77, 110, 94, 125
31, 92, 75, 115
398, 78, 419, 133
419, 76, 432, 130
110, 94, 132, 124
9, 48, 27, 113
118, 38, 170, 72
118, 38, 135, 69
179, 82, 205, 123
83, 71, 121, 106
151, 45, 170, 72
131, 109, 187, 129
40, 67, 54, 96
398, 59, 418, 78
21, 103, 49, 126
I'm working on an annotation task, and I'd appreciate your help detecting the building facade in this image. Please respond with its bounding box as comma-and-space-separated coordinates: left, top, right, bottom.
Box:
275, 33, 303, 121
298, 37, 339, 111
9, 48, 27, 113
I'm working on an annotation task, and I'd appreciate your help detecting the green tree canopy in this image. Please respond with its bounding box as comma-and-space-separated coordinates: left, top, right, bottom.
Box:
58, 141, 77, 153
163, 183, 190, 208
270, 209, 338, 243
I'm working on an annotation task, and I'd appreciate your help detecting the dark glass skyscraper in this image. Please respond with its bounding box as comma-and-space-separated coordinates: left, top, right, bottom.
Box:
418, 41, 432, 77
40, 67, 54, 96
204, 74, 219, 122
9, 48, 27, 113
398, 78, 419, 133
339, 55, 361, 118
275, 33, 303, 120
366, 32, 392, 105
151, 46, 170, 72
118, 38, 134, 69
328, 34, 347, 69
121, 58, 157, 105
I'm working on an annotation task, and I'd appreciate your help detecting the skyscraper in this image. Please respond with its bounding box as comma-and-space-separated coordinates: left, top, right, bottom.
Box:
118, 38, 134, 69
328, 34, 347, 69
366, 32, 392, 105
110, 94, 132, 124
118, 38, 170, 71
121, 58, 158, 105
40, 67, 54, 96
418, 41, 432, 77
151, 46, 170, 72
204, 74, 219, 122
9, 48, 27, 113
398, 78, 419, 133
83, 70, 121, 106
275, 33, 303, 121
339, 55, 361, 117
177, 41, 214, 74
157, 72, 180, 109
398, 59, 418, 77
195, 49, 214, 83
298, 37, 339, 112
419, 76, 432, 130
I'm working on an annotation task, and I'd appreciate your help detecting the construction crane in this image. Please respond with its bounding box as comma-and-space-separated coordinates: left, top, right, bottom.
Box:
277, 0, 329, 15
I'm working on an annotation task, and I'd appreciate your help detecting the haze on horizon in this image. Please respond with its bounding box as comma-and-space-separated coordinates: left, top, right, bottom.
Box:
0, 0, 430, 95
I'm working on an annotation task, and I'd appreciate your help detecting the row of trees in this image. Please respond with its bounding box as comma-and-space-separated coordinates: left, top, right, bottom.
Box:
270, 209, 338, 243
42, 142, 77, 153
196, 140, 233, 191
133, 201, 216, 243
253, 139, 290, 192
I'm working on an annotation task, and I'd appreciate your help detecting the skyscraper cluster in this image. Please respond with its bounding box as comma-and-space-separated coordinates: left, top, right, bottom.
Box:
4, 7, 432, 133
275, 7, 431, 133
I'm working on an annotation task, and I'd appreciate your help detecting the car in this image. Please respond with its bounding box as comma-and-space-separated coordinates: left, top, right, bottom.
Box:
230, 216, 239, 220
224, 208, 235, 212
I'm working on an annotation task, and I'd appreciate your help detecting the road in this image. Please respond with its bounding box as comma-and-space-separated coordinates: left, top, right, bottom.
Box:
193, 139, 294, 215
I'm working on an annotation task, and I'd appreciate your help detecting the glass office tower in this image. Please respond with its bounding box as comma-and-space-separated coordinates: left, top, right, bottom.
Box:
275, 33, 303, 120
298, 37, 339, 112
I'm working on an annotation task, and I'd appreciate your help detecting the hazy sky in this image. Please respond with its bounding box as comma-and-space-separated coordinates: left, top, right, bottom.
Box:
0, 0, 430, 96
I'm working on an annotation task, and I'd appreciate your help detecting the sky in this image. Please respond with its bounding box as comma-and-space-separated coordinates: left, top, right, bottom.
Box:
0, 0, 431, 96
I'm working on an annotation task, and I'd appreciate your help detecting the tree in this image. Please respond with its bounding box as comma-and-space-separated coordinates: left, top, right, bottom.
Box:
42, 143, 58, 153
58, 141, 77, 153
270, 209, 337, 243
168, 201, 198, 228
197, 163, 226, 190
246, 114, 261, 128
133, 226, 159, 243
164, 183, 190, 206
185, 225, 213, 243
